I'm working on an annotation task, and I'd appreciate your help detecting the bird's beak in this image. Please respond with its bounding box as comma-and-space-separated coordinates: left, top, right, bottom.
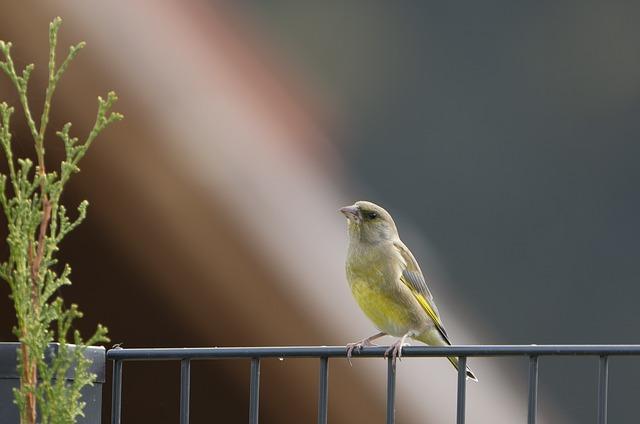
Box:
339, 205, 360, 222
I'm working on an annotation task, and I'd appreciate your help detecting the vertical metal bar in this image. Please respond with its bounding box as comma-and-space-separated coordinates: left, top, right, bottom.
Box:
597, 355, 609, 424
249, 358, 261, 424
180, 359, 191, 424
111, 360, 123, 424
456, 357, 467, 424
317, 357, 329, 424
386, 358, 396, 424
528, 355, 539, 424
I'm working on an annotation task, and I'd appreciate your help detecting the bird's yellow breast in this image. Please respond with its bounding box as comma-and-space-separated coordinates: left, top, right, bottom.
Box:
349, 276, 419, 337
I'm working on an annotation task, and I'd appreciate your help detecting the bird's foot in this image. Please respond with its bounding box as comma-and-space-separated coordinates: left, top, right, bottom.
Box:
346, 332, 386, 366
383, 335, 411, 369
346, 339, 376, 366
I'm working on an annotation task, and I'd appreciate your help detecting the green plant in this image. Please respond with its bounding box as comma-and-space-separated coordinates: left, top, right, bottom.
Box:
0, 17, 119, 424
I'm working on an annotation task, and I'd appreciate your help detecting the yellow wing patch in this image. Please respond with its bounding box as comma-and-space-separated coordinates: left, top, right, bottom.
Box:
400, 276, 451, 343
414, 292, 443, 328
394, 240, 451, 343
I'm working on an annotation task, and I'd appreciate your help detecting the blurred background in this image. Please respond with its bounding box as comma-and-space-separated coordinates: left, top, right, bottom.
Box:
1, 1, 640, 423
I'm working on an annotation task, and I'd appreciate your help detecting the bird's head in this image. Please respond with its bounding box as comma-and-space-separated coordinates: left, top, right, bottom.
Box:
340, 200, 399, 243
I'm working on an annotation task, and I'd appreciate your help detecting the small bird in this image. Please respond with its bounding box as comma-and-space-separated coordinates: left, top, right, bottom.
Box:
340, 200, 477, 381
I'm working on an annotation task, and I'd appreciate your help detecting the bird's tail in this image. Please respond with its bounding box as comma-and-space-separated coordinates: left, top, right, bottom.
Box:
416, 330, 478, 382
447, 356, 478, 382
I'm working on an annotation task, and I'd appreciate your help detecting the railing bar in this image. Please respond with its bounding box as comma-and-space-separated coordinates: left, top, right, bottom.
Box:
386, 358, 396, 424
317, 357, 329, 424
249, 357, 261, 424
456, 356, 467, 424
111, 360, 123, 424
106, 344, 640, 361
597, 355, 609, 424
528, 355, 539, 424
180, 359, 191, 424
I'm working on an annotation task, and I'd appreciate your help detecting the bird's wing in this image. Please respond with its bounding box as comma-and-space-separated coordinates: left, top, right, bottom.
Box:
394, 240, 451, 343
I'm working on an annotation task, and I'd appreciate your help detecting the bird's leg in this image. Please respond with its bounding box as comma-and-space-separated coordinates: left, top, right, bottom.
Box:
346, 332, 386, 366
384, 332, 412, 369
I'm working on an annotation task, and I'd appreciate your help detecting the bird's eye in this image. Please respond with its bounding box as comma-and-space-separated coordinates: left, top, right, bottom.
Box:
365, 211, 378, 220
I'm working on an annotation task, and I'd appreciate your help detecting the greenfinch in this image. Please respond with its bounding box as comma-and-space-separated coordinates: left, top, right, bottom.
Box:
340, 200, 477, 381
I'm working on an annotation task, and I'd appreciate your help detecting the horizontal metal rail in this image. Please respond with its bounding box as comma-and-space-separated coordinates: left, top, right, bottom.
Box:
108, 345, 640, 424
107, 344, 640, 360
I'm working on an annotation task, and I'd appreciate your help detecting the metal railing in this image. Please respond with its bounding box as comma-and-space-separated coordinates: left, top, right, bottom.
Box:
106, 344, 640, 424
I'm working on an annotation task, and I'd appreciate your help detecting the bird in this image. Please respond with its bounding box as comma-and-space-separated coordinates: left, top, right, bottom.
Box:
340, 200, 477, 381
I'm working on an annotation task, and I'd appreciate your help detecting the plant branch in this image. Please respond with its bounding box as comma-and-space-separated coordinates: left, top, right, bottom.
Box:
0, 41, 39, 143
0, 17, 114, 424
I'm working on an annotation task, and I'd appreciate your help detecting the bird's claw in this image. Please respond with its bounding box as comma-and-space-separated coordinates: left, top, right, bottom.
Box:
346, 338, 378, 366
346, 343, 357, 367
384, 340, 411, 369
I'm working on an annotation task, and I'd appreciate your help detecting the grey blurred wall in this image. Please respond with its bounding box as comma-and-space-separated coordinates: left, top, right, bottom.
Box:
244, 2, 640, 423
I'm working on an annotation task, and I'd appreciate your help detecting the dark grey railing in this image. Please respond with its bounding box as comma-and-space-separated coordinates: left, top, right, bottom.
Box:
106, 345, 640, 424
